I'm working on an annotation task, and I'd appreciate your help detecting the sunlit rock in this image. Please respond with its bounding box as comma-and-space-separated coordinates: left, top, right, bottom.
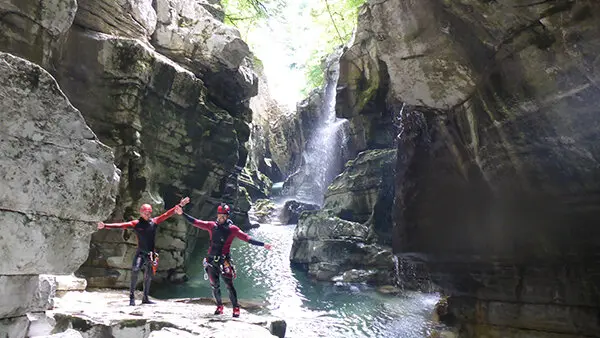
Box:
46, 291, 285, 338
0, 51, 119, 337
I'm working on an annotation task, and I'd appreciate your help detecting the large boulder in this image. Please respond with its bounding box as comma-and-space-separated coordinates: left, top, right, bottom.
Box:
340, 0, 600, 336
0, 0, 77, 68
280, 200, 319, 225
288, 148, 397, 282
290, 210, 394, 284
0, 275, 55, 319
0, 52, 119, 336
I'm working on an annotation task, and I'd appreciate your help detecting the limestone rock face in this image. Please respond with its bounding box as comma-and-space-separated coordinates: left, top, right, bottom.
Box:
0, 52, 119, 274
248, 61, 300, 180
239, 167, 273, 200
0, 52, 119, 336
154, 0, 245, 71
0, 0, 77, 68
339, 0, 600, 336
75, 0, 157, 39
324, 149, 396, 243
336, 10, 396, 155
152, 0, 257, 116
46, 28, 245, 287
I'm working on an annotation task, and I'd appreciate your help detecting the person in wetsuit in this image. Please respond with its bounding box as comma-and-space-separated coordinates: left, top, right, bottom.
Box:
97, 196, 190, 306
175, 203, 272, 317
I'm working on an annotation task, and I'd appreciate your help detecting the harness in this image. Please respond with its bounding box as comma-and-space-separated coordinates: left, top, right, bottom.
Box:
203, 254, 237, 279
149, 251, 159, 275
202, 219, 237, 279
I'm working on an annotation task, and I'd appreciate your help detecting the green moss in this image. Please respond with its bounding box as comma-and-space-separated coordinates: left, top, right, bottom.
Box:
356, 82, 379, 112
148, 321, 177, 331
177, 17, 198, 28
118, 319, 147, 329
253, 198, 276, 216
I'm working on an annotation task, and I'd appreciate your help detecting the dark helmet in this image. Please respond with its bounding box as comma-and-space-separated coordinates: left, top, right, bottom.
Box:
217, 203, 231, 215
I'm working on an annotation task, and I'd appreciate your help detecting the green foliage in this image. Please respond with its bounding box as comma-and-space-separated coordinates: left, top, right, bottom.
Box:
302, 0, 367, 94
222, 0, 287, 38
221, 0, 366, 97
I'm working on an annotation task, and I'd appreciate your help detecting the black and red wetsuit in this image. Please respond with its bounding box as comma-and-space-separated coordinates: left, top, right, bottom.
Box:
183, 213, 264, 308
104, 207, 177, 300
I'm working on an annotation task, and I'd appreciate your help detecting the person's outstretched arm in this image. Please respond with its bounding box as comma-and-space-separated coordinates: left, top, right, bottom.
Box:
180, 211, 214, 231
232, 226, 272, 250
153, 197, 190, 224
97, 219, 138, 229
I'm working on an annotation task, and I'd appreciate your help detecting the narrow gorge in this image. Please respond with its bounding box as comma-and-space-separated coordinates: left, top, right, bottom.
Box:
1, 0, 599, 338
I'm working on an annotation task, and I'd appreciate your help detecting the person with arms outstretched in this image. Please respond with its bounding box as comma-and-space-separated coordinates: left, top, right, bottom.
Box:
98, 196, 190, 305
175, 203, 272, 317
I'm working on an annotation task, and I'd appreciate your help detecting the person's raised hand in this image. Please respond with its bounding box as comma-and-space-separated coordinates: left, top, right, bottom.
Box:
97, 221, 105, 230
179, 196, 190, 207
264, 243, 273, 250
175, 205, 183, 215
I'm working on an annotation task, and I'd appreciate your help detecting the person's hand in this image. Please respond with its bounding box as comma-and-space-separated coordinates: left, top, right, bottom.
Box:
175, 205, 183, 215
97, 221, 105, 230
179, 196, 190, 207
264, 243, 272, 250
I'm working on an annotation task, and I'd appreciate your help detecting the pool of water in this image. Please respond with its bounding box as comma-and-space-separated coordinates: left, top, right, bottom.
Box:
153, 222, 441, 338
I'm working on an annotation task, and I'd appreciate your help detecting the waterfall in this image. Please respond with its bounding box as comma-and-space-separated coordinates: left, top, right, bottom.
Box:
293, 51, 349, 205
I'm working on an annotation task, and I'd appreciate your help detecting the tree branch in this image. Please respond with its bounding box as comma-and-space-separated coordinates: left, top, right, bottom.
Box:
324, 0, 345, 44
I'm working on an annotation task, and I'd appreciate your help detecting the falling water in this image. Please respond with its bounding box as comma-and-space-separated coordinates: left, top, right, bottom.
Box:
294, 51, 349, 205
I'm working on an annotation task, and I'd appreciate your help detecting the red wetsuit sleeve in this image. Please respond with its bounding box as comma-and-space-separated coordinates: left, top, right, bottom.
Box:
151, 206, 178, 224
182, 212, 214, 230
104, 220, 138, 229
193, 219, 214, 230
233, 226, 251, 242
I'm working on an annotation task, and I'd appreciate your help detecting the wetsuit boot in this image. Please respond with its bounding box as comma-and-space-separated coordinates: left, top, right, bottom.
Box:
214, 305, 224, 315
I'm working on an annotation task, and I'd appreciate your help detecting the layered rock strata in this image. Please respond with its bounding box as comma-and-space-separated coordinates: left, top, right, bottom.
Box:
0, 52, 119, 337
338, 0, 600, 336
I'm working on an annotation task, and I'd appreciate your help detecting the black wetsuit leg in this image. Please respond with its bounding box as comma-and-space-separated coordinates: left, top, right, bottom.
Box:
130, 252, 144, 299
142, 259, 153, 302
207, 263, 222, 305
223, 275, 239, 308
130, 251, 152, 300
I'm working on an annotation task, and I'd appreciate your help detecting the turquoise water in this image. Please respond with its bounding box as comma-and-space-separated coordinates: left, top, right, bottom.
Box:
153, 223, 440, 338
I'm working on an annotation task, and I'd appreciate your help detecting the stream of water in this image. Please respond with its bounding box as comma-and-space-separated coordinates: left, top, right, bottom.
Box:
153, 219, 441, 338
